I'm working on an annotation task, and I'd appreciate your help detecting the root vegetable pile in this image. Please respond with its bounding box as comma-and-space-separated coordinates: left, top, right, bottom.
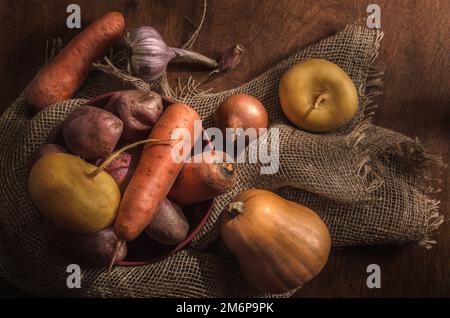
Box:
27, 11, 350, 294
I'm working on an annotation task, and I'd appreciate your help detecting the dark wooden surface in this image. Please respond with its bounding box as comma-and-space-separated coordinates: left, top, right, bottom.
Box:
0, 0, 448, 297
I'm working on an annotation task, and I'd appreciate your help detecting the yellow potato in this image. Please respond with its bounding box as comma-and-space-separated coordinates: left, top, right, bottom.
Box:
29, 153, 120, 233
279, 59, 358, 132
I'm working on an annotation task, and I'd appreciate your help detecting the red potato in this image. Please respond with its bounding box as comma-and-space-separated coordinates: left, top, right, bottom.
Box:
169, 150, 236, 206
145, 199, 189, 245
62, 106, 123, 160
113, 103, 200, 242
47, 223, 127, 266
105, 90, 163, 142
28, 143, 68, 171
25, 12, 125, 111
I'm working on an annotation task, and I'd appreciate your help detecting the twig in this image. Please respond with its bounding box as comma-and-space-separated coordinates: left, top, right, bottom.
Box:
182, 0, 207, 49
184, 16, 197, 28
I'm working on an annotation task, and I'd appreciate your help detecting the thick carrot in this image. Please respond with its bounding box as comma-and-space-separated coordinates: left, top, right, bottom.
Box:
169, 150, 236, 206
26, 11, 125, 111
113, 103, 200, 242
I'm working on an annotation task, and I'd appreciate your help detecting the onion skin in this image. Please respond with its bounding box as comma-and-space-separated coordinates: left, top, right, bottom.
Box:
214, 94, 268, 144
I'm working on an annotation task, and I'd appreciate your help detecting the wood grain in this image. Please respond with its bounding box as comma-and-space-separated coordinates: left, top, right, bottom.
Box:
0, 0, 448, 297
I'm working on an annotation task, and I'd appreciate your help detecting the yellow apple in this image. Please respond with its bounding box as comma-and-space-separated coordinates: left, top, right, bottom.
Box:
279, 59, 358, 133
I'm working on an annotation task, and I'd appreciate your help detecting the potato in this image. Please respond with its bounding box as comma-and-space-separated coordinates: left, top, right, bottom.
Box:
62, 105, 123, 160
105, 90, 163, 142
104, 148, 141, 192
28, 143, 68, 170
145, 199, 189, 245
47, 222, 127, 265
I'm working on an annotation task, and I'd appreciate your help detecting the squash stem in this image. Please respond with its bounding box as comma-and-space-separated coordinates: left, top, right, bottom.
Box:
87, 138, 176, 179
228, 201, 244, 218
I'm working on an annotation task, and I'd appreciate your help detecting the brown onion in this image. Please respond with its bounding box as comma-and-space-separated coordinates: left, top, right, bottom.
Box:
214, 94, 268, 146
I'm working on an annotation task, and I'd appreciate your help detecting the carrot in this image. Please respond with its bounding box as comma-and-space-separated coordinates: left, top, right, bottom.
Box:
26, 11, 125, 111
113, 103, 200, 243
168, 150, 236, 206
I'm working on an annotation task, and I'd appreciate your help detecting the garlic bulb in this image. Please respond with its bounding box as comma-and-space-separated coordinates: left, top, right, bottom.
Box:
129, 26, 218, 81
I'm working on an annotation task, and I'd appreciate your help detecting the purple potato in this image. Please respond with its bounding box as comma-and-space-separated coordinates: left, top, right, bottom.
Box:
145, 199, 189, 245
62, 105, 123, 160
28, 143, 68, 171
105, 90, 163, 142
104, 147, 141, 193
47, 223, 127, 266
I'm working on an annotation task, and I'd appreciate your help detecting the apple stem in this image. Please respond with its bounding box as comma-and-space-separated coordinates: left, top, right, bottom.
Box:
303, 93, 329, 119
313, 93, 328, 109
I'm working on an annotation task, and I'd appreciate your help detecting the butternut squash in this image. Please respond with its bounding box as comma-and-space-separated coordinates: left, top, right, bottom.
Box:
221, 188, 331, 293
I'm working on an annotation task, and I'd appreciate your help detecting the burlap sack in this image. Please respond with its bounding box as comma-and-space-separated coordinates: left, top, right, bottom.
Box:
0, 25, 443, 297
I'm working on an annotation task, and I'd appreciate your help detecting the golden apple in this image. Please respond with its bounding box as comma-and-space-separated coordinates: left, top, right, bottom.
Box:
279, 59, 358, 132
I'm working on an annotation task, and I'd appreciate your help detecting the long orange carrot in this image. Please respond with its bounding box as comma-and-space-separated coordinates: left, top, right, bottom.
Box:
26, 11, 125, 111
113, 103, 200, 242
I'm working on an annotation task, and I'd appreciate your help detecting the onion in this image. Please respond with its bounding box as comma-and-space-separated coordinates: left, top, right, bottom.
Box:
214, 94, 268, 147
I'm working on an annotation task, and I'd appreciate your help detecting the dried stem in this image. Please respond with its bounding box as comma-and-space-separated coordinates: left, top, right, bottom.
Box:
87, 138, 175, 178
227, 202, 244, 218
171, 47, 217, 68
183, 0, 208, 49
313, 93, 328, 109
107, 240, 124, 276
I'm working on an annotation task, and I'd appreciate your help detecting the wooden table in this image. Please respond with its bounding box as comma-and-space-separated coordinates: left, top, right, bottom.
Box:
0, 0, 448, 297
